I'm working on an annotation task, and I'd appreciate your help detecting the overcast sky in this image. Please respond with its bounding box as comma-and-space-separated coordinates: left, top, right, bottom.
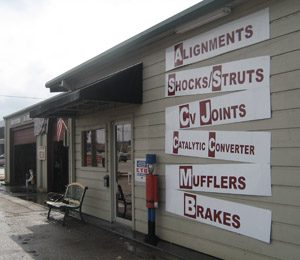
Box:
0, 0, 200, 120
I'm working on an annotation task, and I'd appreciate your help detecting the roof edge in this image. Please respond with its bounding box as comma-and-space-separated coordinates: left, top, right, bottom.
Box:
46, 0, 233, 89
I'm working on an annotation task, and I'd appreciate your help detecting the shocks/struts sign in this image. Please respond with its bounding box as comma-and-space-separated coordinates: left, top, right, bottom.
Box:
165, 56, 270, 97
164, 8, 272, 243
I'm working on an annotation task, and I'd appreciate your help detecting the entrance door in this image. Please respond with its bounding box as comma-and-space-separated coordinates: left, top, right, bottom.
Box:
51, 141, 69, 192
113, 122, 132, 223
47, 119, 69, 192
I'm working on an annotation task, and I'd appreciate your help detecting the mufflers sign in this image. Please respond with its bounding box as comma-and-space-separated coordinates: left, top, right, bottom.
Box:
165, 129, 271, 163
165, 8, 269, 71
165, 87, 270, 129
165, 56, 270, 97
166, 164, 271, 196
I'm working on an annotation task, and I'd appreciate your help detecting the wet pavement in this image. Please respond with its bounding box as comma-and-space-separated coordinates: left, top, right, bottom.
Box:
0, 191, 177, 260
0, 183, 217, 260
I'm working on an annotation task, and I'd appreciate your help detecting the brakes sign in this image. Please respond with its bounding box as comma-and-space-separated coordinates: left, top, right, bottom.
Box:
165, 189, 272, 243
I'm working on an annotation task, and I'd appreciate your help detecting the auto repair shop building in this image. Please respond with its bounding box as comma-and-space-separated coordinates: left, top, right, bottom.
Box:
29, 0, 300, 259
4, 104, 71, 193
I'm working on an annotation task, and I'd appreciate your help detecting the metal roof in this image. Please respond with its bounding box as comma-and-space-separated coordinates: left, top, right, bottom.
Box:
30, 63, 143, 118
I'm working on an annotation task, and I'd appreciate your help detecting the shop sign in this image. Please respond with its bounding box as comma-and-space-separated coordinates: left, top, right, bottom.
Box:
38, 146, 46, 161
166, 164, 271, 196
10, 117, 21, 126
135, 158, 148, 182
166, 56, 270, 97
165, 188, 271, 243
9, 113, 32, 127
165, 87, 270, 129
166, 8, 269, 71
165, 129, 271, 163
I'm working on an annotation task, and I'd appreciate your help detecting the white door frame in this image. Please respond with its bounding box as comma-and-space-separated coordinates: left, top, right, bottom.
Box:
111, 120, 134, 226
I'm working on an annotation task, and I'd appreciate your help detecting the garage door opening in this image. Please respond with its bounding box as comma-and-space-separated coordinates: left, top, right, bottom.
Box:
11, 143, 36, 186
10, 124, 36, 189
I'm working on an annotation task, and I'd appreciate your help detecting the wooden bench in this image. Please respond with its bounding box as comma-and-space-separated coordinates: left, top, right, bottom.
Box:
46, 182, 88, 225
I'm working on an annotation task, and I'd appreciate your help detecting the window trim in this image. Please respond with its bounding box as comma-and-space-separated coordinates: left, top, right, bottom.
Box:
82, 127, 106, 169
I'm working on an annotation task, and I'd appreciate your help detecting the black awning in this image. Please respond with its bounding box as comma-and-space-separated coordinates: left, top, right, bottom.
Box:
30, 63, 143, 118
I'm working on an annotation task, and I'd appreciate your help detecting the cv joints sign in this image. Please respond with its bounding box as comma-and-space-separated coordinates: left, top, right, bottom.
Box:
165, 87, 270, 129
165, 188, 272, 243
165, 164, 271, 196
165, 129, 271, 163
165, 56, 270, 97
165, 8, 269, 71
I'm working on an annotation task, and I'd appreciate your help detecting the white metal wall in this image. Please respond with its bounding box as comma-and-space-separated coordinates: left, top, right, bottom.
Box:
74, 0, 300, 259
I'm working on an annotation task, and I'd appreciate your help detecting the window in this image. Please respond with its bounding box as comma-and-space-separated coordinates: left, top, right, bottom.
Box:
82, 128, 105, 168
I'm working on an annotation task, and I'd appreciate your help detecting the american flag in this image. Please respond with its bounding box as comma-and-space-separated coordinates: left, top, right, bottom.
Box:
56, 118, 68, 141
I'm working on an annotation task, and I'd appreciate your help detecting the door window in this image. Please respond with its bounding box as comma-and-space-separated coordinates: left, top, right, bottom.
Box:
115, 123, 132, 221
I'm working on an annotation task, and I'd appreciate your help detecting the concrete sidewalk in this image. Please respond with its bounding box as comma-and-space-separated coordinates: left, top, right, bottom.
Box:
0, 186, 217, 260
0, 192, 176, 260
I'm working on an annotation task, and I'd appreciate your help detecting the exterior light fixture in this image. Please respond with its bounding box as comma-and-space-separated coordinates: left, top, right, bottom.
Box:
176, 7, 231, 34
50, 79, 71, 92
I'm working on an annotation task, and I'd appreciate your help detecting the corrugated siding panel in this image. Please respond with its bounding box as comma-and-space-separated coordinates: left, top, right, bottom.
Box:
70, 0, 300, 259
12, 125, 35, 145
133, 1, 300, 259
74, 116, 112, 221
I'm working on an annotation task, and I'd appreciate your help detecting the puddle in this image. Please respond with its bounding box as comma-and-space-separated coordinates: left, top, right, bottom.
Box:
0, 185, 47, 205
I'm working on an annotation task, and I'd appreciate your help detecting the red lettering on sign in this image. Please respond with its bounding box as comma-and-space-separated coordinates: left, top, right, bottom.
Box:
173, 131, 179, 154
191, 175, 247, 190
179, 166, 193, 189
200, 100, 212, 126
179, 104, 190, 128
199, 99, 247, 126
212, 65, 222, 91
245, 24, 253, 39
167, 73, 176, 96
208, 132, 216, 158
179, 104, 196, 128
172, 24, 255, 68
174, 43, 184, 67
184, 193, 197, 219
183, 193, 241, 229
